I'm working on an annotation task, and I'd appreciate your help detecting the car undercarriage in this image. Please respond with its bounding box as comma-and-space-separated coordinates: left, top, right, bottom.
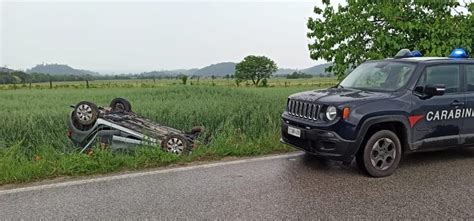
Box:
67, 98, 203, 154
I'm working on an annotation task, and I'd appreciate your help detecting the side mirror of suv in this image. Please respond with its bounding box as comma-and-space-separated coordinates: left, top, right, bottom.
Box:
425, 84, 446, 96
416, 84, 445, 98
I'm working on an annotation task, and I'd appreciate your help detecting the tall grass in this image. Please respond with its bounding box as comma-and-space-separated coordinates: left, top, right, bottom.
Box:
0, 85, 319, 185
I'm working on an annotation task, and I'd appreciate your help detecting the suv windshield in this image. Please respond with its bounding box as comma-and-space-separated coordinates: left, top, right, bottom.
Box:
339, 61, 416, 92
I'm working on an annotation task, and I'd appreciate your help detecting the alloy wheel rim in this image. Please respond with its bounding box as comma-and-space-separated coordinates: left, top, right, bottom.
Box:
370, 137, 396, 171
76, 104, 93, 122
166, 138, 184, 154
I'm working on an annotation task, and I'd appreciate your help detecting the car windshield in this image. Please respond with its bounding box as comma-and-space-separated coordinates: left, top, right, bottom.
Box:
339, 61, 416, 92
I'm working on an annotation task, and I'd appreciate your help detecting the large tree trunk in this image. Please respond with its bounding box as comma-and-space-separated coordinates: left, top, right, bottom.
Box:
252, 78, 257, 86
255, 79, 260, 87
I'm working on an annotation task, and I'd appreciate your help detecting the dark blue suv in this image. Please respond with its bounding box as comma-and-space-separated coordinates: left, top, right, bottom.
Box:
281, 49, 474, 177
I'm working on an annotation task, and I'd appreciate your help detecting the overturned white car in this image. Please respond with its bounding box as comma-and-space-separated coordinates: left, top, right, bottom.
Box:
67, 98, 203, 154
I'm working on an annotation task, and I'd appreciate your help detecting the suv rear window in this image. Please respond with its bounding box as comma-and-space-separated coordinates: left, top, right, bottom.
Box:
418, 65, 460, 93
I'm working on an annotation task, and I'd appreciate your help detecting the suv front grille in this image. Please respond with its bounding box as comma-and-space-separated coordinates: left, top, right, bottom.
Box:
287, 100, 321, 121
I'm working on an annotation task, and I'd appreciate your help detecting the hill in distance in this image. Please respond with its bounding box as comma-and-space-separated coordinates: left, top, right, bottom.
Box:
0, 67, 15, 73
193, 62, 236, 77
26, 64, 99, 76
302, 63, 333, 75
139, 62, 236, 78
190, 62, 332, 77
274, 63, 333, 76
23, 62, 333, 77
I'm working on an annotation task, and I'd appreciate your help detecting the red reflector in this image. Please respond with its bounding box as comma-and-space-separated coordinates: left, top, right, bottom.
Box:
67, 130, 72, 138
342, 108, 350, 119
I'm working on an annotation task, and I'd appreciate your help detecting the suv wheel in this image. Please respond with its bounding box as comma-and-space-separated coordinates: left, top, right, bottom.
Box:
356, 130, 402, 177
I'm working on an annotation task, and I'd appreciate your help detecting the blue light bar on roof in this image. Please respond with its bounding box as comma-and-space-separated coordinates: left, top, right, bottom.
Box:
449, 48, 469, 58
394, 49, 423, 58
411, 50, 423, 57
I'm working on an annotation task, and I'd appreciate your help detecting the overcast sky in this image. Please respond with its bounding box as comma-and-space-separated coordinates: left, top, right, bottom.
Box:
1, 0, 343, 73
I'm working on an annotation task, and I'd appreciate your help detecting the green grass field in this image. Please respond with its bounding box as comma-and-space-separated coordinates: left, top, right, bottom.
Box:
0, 78, 337, 185
0, 77, 337, 90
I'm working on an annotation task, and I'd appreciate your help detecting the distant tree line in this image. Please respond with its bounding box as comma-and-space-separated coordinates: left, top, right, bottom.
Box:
0, 71, 136, 84
0, 70, 331, 84
286, 71, 313, 79
0, 70, 205, 85
0, 70, 227, 85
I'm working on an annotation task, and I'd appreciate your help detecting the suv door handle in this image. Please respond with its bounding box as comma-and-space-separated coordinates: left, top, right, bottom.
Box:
451, 101, 465, 106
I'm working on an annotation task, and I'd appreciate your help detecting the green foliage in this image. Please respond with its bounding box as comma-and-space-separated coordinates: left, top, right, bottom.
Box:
235, 55, 278, 86
470, 3, 474, 53
308, 0, 473, 79
235, 78, 242, 87
287, 71, 313, 79
0, 71, 30, 84
179, 75, 188, 85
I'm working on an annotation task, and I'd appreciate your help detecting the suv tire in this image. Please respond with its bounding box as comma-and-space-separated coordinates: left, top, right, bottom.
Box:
356, 130, 402, 177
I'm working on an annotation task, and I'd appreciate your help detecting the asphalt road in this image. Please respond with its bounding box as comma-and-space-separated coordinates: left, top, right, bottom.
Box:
1, 148, 473, 220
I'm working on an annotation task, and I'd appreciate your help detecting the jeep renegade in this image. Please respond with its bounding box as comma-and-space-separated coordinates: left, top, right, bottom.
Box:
281, 48, 473, 177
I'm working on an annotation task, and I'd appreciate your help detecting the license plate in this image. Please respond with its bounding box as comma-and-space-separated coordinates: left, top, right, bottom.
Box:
288, 126, 301, 138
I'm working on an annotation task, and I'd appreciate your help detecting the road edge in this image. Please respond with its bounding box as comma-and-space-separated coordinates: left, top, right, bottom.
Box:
0, 152, 304, 195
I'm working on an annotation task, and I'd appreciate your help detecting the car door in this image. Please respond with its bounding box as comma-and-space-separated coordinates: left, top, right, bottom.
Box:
460, 64, 474, 147
411, 64, 464, 150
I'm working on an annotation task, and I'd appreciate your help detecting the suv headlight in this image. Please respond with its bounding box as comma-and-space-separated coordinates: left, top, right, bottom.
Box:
325, 106, 338, 121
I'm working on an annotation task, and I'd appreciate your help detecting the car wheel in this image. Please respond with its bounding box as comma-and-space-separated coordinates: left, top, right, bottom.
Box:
73, 101, 99, 126
161, 134, 190, 155
110, 97, 132, 112
356, 130, 402, 177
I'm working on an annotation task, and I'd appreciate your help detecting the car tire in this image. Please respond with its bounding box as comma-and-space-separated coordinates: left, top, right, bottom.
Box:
73, 101, 99, 126
110, 97, 132, 112
161, 134, 191, 155
356, 130, 402, 177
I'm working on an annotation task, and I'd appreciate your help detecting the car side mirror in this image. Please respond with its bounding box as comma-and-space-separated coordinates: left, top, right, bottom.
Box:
424, 84, 446, 97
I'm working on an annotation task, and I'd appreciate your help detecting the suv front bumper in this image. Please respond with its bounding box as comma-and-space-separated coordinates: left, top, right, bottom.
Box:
281, 119, 357, 163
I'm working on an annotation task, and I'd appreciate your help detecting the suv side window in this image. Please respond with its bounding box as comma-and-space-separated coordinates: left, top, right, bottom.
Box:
418, 65, 460, 93
466, 65, 474, 91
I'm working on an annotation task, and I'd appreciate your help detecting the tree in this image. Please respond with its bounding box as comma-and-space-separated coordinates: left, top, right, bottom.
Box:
235, 78, 242, 87
211, 75, 216, 86
235, 55, 278, 86
307, 0, 473, 79
179, 74, 188, 85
